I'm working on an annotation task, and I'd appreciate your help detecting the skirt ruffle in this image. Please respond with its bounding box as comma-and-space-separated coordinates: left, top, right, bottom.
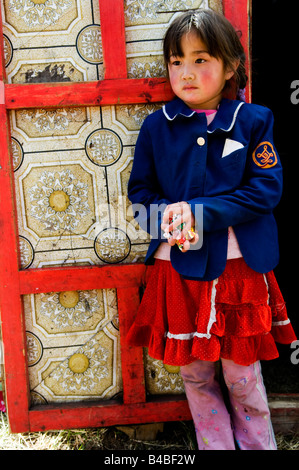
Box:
126, 258, 297, 367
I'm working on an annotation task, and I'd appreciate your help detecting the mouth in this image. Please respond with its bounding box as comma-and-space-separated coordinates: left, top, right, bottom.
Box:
183, 85, 198, 91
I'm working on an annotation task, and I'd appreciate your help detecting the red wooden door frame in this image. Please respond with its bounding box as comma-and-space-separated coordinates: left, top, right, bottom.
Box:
0, 0, 251, 433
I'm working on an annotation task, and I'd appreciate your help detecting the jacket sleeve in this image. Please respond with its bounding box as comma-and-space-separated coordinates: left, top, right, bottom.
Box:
128, 117, 172, 239
188, 107, 283, 232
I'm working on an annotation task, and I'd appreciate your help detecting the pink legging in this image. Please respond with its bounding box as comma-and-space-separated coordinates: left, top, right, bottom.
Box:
180, 359, 277, 450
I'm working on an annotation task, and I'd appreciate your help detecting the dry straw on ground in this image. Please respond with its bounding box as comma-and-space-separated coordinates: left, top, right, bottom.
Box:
0, 412, 298, 451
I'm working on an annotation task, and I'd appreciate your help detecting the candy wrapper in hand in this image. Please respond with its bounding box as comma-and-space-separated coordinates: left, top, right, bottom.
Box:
163, 214, 195, 251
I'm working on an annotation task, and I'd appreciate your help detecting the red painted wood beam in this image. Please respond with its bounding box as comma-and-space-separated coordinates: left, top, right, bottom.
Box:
18, 264, 146, 295
99, 0, 127, 79
0, 100, 31, 432
4, 78, 174, 110
27, 397, 191, 433
0, 6, 31, 427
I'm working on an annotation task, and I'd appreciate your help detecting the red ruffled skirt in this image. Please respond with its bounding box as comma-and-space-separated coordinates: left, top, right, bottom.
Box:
126, 258, 297, 366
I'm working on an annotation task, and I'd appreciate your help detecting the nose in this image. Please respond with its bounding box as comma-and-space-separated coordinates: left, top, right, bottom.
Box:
182, 66, 195, 80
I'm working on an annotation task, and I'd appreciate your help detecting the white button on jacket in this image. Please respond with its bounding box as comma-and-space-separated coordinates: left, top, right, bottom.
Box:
197, 137, 205, 146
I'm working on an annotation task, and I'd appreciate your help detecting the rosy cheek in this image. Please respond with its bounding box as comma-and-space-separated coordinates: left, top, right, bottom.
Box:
169, 73, 180, 90
198, 69, 213, 84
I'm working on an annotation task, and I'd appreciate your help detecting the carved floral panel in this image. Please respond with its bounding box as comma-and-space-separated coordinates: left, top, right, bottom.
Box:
2, 0, 223, 403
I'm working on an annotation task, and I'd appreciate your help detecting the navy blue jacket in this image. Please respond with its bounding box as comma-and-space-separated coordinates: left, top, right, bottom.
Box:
128, 97, 283, 281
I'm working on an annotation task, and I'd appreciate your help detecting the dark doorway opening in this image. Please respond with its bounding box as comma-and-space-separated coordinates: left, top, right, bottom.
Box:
252, 0, 298, 391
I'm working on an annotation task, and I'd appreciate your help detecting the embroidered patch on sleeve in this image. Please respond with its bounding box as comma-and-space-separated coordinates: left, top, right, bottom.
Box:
252, 142, 277, 168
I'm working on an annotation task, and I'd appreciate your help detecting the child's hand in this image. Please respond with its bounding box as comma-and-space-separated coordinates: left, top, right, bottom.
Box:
161, 201, 199, 252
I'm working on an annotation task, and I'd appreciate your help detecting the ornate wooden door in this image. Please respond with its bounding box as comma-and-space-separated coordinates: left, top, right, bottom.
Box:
0, 0, 251, 433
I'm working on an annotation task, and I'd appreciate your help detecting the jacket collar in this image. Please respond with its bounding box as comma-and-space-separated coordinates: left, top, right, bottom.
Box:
163, 97, 244, 133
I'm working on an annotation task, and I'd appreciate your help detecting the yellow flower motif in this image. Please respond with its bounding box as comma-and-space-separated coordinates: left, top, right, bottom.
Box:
28, 169, 90, 232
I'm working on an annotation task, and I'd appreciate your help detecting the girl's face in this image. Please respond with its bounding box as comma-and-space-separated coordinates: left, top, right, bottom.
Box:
167, 30, 234, 109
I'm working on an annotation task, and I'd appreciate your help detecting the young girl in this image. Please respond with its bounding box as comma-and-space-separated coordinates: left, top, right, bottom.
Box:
126, 9, 297, 450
